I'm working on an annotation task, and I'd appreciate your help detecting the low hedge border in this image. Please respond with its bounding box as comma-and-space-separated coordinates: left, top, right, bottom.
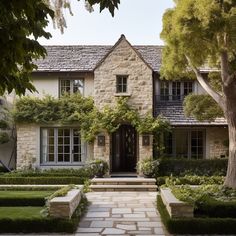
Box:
0, 196, 88, 233
195, 195, 236, 218
157, 195, 236, 235
0, 198, 46, 207
156, 175, 224, 186
0, 177, 87, 185
158, 158, 227, 176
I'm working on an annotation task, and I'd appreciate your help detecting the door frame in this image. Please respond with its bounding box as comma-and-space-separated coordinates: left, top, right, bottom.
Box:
110, 124, 138, 173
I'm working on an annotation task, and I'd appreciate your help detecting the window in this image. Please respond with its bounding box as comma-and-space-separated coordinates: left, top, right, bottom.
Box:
184, 82, 193, 96
160, 81, 169, 101
172, 82, 181, 100
60, 79, 84, 96
162, 129, 204, 159
116, 75, 128, 93
41, 128, 83, 165
159, 81, 193, 101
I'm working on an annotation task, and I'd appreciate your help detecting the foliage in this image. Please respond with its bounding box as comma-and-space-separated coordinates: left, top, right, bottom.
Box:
156, 175, 224, 186
14, 95, 170, 142
5, 167, 92, 178
184, 94, 224, 121
0, 0, 53, 95
0, 132, 10, 144
137, 157, 159, 177
157, 195, 236, 235
88, 159, 109, 177
0, 0, 121, 95
46, 185, 75, 201
0, 191, 54, 206
0, 177, 87, 185
157, 158, 228, 177
0, 196, 88, 233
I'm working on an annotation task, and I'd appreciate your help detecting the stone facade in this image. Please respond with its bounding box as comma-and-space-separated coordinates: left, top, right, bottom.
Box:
93, 37, 153, 164
16, 124, 40, 170
206, 127, 229, 159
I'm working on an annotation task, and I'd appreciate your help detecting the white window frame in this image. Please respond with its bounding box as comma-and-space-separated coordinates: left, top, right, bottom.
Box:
59, 78, 84, 96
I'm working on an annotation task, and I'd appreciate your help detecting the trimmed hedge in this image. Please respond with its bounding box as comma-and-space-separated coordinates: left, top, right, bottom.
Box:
195, 196, 236, 218
157, 195, 236, 235
156, 175, 224, 186
0, 196, 88, 233
0, 177, 87, 185
158, 158, 227, 176
0, 198, 46, 206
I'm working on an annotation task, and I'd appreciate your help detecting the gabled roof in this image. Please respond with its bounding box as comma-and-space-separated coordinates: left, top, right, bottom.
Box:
34, 42, 162, 72
155, 103, 227, 126
94, 34, 153, 71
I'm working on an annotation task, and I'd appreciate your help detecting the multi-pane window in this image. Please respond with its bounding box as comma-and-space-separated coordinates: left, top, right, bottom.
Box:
162, 129, 204, 159
41, 128, 82, 164
184, 82, 193, 96
116, 75, 128, 93
191, 131, 204, 159
172, 82, 181, 100
160, 81, 169, 101
60, 79, 84, 96
160, 81, 193, 101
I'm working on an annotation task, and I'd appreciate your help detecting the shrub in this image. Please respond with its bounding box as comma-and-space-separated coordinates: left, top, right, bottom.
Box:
158, 158, 227, 176
88, 159, 109, 177
0, 196, 88, 233
0, 198, 46, 206
137, 157, 159, 177
195, 196, 236, 218
157, 195, 236, 235
0, 177, 87, 185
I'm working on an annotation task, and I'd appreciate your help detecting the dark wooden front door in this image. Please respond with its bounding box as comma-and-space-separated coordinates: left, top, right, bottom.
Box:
111, 124, 137, 172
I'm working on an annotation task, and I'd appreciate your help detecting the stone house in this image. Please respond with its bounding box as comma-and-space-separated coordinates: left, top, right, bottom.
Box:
2, 35, 228, 172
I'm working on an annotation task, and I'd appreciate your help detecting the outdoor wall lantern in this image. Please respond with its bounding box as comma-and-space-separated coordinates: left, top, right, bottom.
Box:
97, 135, 105, 146
142, 134, 150, 146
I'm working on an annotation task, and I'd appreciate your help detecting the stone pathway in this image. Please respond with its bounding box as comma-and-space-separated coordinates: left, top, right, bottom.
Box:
75, 191, 166, 236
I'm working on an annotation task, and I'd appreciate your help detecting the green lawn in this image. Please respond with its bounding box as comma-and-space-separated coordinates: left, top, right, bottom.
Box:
0, 191, 54, 199
0, 207, 44, 219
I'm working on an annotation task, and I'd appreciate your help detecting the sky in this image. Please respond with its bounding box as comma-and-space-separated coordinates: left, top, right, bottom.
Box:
38, 0, 174, 46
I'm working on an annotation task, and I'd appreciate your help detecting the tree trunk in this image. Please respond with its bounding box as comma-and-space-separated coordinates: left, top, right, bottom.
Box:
223, 81, 236, 188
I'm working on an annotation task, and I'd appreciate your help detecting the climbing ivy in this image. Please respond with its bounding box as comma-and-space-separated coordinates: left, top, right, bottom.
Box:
14, 94, 170, 142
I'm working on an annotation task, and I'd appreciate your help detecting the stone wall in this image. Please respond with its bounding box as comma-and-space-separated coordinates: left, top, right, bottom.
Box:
206, 127, 229, 159
93, 132, 111, 165
16, 124, 40, 170
139, 134, 153, 163
93, 37, 153, 163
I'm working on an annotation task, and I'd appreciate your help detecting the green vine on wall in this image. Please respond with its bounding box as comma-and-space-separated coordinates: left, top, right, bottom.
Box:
13, 94, 170, 142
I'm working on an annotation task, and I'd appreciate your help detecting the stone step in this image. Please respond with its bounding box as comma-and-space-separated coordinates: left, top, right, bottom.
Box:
91, 178, 156, 186
90, 184, 157, 192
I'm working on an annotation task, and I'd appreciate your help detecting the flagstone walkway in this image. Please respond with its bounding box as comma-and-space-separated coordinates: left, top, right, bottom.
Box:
75, 191, 167, 236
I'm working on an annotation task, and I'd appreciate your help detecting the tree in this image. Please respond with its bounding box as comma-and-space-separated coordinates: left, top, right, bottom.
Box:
0, 0, 120, 96
161, 0, 236, 188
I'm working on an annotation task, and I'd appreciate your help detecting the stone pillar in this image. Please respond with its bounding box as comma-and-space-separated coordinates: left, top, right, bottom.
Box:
138, 134, 153, 161
16, 124, 39, 170
93, 132, 110, 164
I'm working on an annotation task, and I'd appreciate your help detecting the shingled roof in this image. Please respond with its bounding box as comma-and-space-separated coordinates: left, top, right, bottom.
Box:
155, 103, 227, 126
35, 45, 163, 72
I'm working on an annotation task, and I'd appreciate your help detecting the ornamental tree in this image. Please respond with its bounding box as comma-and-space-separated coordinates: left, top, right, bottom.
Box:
161, 0, 236, 188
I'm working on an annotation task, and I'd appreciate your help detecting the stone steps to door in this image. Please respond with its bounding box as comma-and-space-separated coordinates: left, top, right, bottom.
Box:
90, 178, 157, 192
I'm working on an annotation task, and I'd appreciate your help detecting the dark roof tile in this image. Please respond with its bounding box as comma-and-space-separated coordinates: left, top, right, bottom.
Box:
35, 45, 163, 72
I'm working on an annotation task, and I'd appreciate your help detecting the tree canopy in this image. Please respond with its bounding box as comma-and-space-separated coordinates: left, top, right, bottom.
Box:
0, 0, 120, 96
161, 0, 236, 188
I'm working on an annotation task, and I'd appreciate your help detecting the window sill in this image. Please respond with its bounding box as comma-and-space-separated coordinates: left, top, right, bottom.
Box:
114, 93, 131, 97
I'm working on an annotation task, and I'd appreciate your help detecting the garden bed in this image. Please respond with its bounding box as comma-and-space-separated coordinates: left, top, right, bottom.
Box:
0, 185, 88, 233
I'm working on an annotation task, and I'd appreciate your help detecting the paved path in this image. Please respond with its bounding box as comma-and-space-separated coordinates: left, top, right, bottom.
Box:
76, 191, 166, 236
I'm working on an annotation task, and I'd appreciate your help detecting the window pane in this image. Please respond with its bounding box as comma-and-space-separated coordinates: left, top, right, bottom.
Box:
160, 81, 169, 101
73, 79, 84, 94
58, 154, 63, 162
172, 82, 181, 100
191, 130, 204, 159
64, 154, 70, 162
184, 82, 193, 96
60, 79, 70, 95
175, 130, 188, 158
116, 76, 128, 93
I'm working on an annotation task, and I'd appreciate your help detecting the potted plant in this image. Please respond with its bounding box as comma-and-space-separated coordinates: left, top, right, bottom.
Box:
137, 157, 159, 178
88, 159, 109, 178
